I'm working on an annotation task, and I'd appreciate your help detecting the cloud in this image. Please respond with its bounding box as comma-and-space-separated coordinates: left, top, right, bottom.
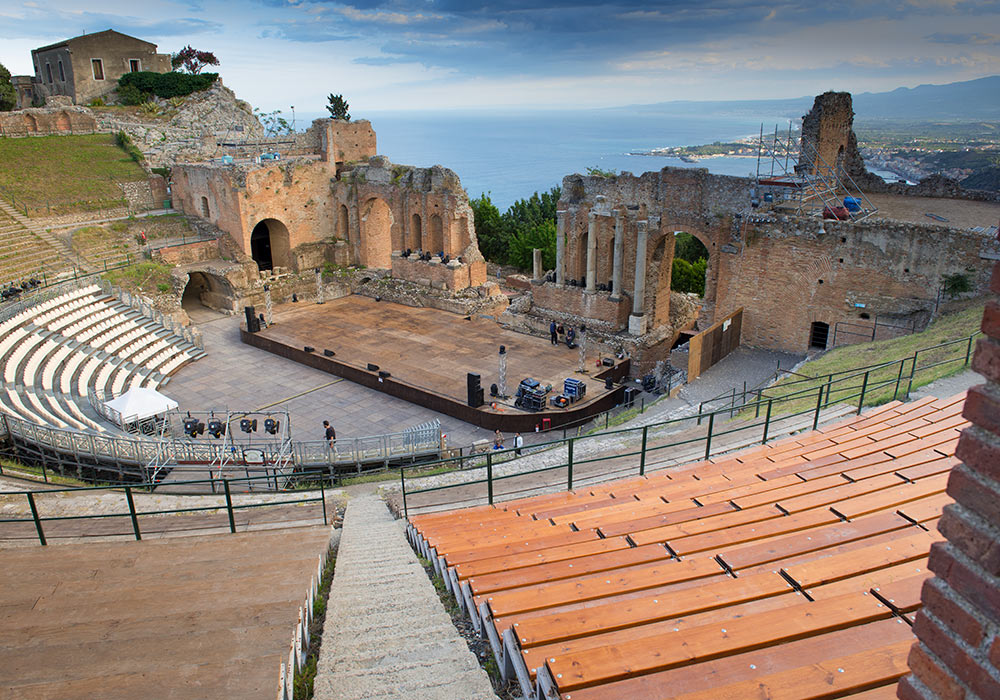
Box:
925, 31, 1000, 44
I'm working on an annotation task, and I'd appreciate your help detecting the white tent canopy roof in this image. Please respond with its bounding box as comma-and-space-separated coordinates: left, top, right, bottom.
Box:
103, 387, 178, 422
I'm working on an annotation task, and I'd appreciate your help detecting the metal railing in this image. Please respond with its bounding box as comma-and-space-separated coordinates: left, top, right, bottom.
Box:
0, 471, 330, 546
697, 331, 981, 420
400, 337, 977, 516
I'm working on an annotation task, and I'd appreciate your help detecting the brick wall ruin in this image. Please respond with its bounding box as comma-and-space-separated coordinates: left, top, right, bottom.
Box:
0, 106, 97, 137
170, 118, 487, 292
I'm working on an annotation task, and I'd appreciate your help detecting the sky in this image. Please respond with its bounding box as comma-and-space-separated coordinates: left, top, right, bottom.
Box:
1, 0, 999, 113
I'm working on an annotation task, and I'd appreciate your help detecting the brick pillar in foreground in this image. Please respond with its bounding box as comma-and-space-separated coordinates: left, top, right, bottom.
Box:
898, 252, 1000, 699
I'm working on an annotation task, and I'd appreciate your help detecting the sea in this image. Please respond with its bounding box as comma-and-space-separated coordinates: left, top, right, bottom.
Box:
294, 106, 807, 210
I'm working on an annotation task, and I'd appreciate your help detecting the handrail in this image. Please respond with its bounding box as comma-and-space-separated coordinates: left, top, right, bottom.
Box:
400, 336, 977, 516
0, 471, 330, 546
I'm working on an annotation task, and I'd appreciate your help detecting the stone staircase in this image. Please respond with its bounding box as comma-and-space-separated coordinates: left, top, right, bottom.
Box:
314, 494, 497, 700
0, 199, 83, 286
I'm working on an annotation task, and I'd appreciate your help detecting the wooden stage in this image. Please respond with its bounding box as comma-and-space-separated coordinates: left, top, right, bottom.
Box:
241, 295, 628, 432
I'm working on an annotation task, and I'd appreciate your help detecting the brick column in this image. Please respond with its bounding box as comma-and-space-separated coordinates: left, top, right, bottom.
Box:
898, 250, 1000, 700
555, 210, 567, 286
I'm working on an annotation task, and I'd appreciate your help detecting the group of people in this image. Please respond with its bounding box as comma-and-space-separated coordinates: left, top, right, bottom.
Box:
493, 429, 524, 454
549, 321, 578, 348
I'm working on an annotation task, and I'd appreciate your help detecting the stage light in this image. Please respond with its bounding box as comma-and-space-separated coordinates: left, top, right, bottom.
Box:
207, 419, 225, 439
240, 418, 257, 434
183, 417, 199, 438
264, 418, 279, 435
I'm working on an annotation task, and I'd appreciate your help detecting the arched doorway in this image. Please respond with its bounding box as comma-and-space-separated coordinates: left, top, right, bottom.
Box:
428, 214, 444, 256
249, 218, 291, 272
810, 321, 830, 350
360, 198, 392, 269
182, 270, 235, 314
409, 214, 422, 251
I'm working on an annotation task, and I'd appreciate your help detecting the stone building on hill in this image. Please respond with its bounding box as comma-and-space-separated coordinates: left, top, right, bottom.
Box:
19, 29, 171, 108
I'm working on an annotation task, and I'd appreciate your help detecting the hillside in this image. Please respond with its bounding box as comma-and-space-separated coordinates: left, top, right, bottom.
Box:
0, 133, 148, 217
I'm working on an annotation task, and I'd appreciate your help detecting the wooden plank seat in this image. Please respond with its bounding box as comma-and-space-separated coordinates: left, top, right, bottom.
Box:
466, 542, 673, 596
540, 590, 900, 694
552, 619, 912, 700
441, 529, 603, 567
452, 535, 633, 580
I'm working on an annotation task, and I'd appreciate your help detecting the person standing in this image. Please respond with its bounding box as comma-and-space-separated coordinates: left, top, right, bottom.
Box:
549, 321, 558, 345
323, 420, 336, 447
514, 432, 524, 456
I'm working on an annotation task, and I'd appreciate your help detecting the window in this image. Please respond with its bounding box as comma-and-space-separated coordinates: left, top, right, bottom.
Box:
45, 63, 52, 83
58, 60, 65, 82
201, 197, 210, 218
128, 59, 141, 73
91, 59, 104, 80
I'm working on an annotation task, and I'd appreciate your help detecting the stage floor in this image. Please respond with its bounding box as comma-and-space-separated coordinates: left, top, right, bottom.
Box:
259, 295, 610, 414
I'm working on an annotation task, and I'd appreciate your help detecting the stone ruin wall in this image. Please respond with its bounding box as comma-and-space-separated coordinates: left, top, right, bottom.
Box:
0, 106, 97, 137
715, 215, 997, 353
524, 162, 997, 359
170, 119, 487, 292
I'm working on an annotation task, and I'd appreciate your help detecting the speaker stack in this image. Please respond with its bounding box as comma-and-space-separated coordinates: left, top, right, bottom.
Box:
467, 372, 484, 408
244, 305, 261, 333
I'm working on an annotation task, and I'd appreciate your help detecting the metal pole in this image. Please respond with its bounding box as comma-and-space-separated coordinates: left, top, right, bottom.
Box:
567, 438, 574, 491
401, 467, 408, 519
320, 480, 328, 525
125, 486, 141, 540
906, 353, 917, 398
825, 374, 833, 404
858, 371, 870, 415
704, 412, 715, 461
224, 479, 236, 533
639, 426, 648, 476
893, 359, 905, 401
965, 335, 974, 365
812, 384, 824, 431
27, 492, 46, 546
486, 452, 494, 505
763, 399, 773, 443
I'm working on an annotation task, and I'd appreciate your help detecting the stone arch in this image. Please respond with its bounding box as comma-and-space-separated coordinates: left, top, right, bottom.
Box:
810, 320, 830, 350
249, 218, 291, 271
575, 227, 589, 285
338, 204, 349, 240
676, 228, 718, 312
22, 113, 38, 133
55, 111, 71, 132
360, 197, 393, 269
427, 214, 444, 256
182, 270, 235, 312
649, 234, 675, 327
409, 213, 422, 251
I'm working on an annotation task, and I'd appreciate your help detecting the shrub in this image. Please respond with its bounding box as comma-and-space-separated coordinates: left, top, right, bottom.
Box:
671, 257, 707, 295
114, 131, 144, 164
118, 71, 218, 99
117, 83, 147, 106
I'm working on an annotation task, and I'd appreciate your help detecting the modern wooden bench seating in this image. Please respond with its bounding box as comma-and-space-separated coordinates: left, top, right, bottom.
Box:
405, 394, 967, 699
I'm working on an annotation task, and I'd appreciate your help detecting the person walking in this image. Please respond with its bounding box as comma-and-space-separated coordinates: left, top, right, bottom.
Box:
549, 321, 558, 345
514, 432, 524, 456
323, 420, 336, 447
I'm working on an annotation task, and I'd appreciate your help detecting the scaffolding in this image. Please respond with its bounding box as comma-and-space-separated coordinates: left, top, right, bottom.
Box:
752, 122, 877, 222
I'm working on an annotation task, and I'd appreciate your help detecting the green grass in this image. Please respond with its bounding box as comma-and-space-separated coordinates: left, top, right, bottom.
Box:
102, 261, 175, 295
0, 134, 148, 217
0, 459, 117, 488
753, 304, 984, 417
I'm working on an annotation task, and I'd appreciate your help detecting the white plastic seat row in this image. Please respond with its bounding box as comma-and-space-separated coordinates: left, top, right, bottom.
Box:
62, 397, 106, 432
62, 306, 118, 338
0, 326, 29, 365
58, 353, 87, 394
76, 356, 103, 396
130, 340, 169, 367
91, 321, 142, 350
41, 343, 73, 391
24, 388, 68, 429
22, 338, 59, 387
3, 330, 42, 384
103, 327, 145, 354
5, 387, 43, 425
42, 393, 89, 431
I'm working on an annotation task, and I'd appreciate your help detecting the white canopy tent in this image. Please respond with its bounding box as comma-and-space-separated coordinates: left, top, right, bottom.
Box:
103, 386, 178, 424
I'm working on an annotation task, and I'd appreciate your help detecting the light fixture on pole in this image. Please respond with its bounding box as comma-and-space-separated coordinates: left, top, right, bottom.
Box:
498, 345, 507, 398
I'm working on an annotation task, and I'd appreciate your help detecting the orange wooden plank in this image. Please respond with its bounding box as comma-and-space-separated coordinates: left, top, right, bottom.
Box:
484, 556, 723, 617
668, 507, 842, 557
555, 620, 912, 700
467, 543, 672, 596
805, 559, 929, 601
781, 531, 936, 589
833, 472, 949, 521
597, 500, 737, 539
453, 535, 632, 579
511, 571, 791, 649
544, 591, 893, 693
443, 529, 600, 565
662, 640, 912, 700
629, 503, 788, 547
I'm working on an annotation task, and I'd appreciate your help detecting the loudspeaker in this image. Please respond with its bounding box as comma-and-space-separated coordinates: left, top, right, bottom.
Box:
244, 306, 260, 333
304, 346, 315, 353
467, 372, 483, 407
324, 349, 335, 357
605, 376, 614, 390
367, 363, 380, 371
378, 370, 391, 379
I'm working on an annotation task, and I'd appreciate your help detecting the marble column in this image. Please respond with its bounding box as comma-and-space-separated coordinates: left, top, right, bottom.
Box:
555, 209, 567, 285
586, 211, 598, 292
532, 248, 543, 281
610, 210, 625, 302
629, 220, 649, 335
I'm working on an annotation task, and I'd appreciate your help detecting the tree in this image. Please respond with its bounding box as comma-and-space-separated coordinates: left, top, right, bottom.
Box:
0, 63, 16, 112
170, 45, 220, 74
942, 271, 974, 299
671, 257, 707, 296
326, 94, 350, 121
470, 193, 506, 262
674, 232, 708, 264
508, 219, 556, 272
254, 108, 292, 136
